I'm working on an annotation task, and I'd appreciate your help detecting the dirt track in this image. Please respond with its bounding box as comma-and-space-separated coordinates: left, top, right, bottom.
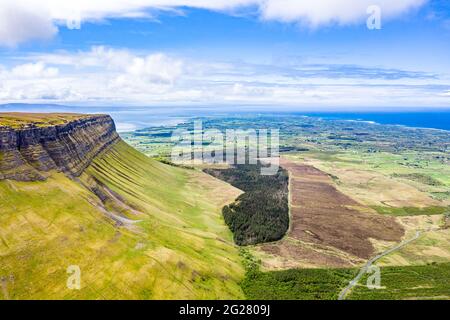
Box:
260, 158, 405, 267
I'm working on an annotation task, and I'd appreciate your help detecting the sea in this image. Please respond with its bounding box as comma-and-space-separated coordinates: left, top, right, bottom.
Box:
295, 111, 450, 132
1, 104, 450, 132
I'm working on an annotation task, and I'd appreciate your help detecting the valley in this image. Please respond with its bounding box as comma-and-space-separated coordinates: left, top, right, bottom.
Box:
124, 114, 450, 300
1, 112, 449, 300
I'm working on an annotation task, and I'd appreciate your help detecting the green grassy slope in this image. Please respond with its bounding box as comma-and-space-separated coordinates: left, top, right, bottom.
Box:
0, 141, 244, 299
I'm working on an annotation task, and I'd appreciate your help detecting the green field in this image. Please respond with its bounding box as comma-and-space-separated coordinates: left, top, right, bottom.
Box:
371, 206, 449, 216
242, 263, 450, 300
240, 250, 450, 300
122, 115, 450, 209
121, 115, 450, 301
348, 263, 450, 300
241, 267, 355, 300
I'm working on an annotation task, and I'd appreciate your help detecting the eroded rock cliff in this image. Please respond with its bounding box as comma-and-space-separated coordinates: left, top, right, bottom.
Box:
0, 114, 120, 181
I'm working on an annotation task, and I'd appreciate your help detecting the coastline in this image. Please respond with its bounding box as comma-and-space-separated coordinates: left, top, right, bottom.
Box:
2, 104, 450, 133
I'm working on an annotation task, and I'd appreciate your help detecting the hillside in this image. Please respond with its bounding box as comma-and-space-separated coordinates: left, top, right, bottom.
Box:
0, 113, 244, 299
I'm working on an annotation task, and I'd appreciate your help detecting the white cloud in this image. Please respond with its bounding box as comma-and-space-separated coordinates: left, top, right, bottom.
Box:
32, 46, 183, 83
25, 46, 184, 84
259, 0, 427, 26
1, 46, 449, 108
10, 62, 59, 78
0, 1, 57, 47
30, 46, 135, 69
126, 53, 183, 83
0, 47, 185, 103
0, 0, 428, 46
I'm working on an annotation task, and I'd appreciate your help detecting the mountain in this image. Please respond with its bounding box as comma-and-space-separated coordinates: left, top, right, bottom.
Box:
0, 113, 244, 299
0, 113, 119, 181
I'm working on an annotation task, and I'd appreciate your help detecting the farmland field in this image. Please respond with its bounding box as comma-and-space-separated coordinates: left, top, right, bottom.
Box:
348, 263, 450, 300
241, 260, 450, 300
241, 267, 356, 300
122, 114, 450, 300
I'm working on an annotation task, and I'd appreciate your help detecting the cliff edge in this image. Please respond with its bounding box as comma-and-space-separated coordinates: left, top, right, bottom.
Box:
0, 113, 120, 181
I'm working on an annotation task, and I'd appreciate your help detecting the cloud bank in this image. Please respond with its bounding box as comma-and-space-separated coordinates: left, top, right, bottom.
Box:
1, 46, 449, 107
0, 0, 427, 46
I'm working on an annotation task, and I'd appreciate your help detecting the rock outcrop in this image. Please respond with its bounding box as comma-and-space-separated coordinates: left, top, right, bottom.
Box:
0, 115, 120, 181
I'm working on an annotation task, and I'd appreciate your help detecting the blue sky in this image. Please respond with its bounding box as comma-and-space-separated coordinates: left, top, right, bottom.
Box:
0, 0, 449, 109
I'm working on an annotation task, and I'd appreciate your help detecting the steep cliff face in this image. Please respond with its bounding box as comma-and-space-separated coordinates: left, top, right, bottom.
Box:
0, 114, 120, 181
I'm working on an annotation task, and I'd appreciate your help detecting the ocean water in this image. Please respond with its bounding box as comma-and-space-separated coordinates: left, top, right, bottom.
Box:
1, 104, 450, 132
294, 111, 450, 131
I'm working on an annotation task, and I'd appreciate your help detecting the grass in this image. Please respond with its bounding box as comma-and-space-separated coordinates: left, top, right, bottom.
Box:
119, 116, 450, 300
371, 206, 449, 216
377, 221, 450, 267
0, 141, 245, 299
431, 191, 450, 201
241, 268, 355, 300
289, 149, 450, 210
348, 263, 450, 300
239, 249, 356, 300
392, 173, 444, 186
0, 113, 93, 128
240, 250, 450, 300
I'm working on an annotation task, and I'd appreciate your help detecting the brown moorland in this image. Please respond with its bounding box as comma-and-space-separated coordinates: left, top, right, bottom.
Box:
258, 158, 405, 268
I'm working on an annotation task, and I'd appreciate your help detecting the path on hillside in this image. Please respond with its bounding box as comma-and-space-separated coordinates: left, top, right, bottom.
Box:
338, 229, 429, 300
